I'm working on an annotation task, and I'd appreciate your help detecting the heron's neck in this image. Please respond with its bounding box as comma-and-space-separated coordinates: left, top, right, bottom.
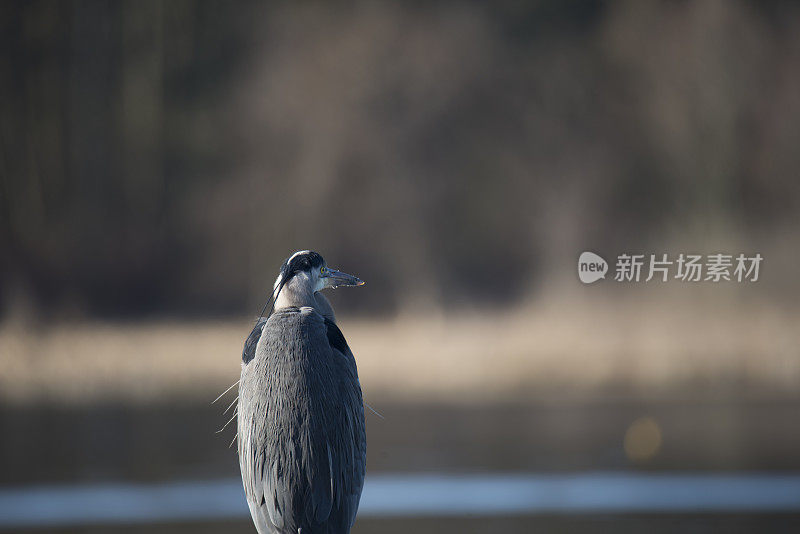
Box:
273, 276, 335, 321
274, 276, 316, 310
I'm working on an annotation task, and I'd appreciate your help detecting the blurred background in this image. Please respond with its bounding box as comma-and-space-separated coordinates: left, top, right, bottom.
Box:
1, 0, 800, 532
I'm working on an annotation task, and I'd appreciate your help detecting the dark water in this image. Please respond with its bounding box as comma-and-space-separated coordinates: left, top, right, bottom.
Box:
1, 398, 799, 533
6, 515, 800, 534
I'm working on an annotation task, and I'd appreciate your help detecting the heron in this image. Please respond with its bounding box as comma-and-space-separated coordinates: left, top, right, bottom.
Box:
237, 250, 366, 534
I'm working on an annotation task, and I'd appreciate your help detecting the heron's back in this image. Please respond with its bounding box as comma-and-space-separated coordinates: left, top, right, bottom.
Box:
238, 306, 365, 534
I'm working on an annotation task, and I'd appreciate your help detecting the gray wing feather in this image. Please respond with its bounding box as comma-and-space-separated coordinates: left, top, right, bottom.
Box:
238, 308, 366, 534
242, 317, 268, 364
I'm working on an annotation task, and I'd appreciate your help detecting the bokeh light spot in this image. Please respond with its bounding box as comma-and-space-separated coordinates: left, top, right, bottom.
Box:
624, 416, 662, 463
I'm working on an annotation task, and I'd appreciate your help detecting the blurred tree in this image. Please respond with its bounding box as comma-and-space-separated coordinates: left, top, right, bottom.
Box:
1, 0, 798, 319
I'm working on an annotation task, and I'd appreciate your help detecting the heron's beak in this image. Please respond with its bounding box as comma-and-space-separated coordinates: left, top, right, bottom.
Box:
322, 268, 365, 289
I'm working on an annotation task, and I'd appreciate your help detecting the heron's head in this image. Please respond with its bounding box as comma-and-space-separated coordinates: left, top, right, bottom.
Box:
273, 250, 364, 302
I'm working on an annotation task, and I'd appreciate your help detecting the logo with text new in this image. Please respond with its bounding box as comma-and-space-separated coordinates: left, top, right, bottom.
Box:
578, 251, 608, 284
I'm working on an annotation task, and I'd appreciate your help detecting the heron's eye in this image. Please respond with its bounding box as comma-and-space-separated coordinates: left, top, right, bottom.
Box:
320, 266, 327, 274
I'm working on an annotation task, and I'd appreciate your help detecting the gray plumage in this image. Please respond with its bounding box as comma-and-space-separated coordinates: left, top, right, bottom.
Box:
237, 251, 366, 534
